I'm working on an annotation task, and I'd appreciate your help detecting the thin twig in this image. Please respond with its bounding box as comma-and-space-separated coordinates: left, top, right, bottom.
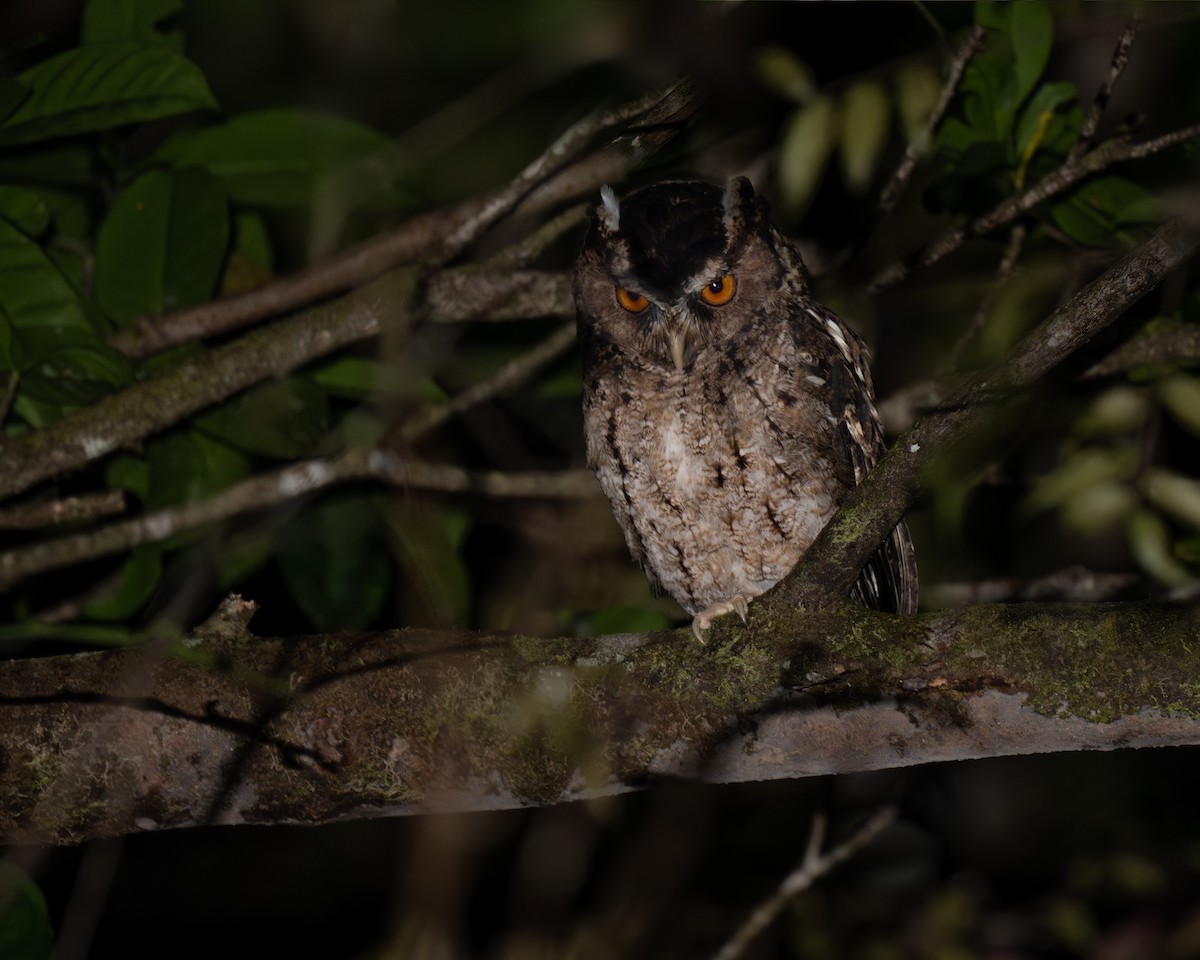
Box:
711, 807, 897, 960
398, 322, 577, 441
1068, 11, 1144, 163
0, 491, 127, 531
877, 24, 985, 218
871, 122, 1200, 291
1084, 324, 1200, 378
0, 448, 596, 588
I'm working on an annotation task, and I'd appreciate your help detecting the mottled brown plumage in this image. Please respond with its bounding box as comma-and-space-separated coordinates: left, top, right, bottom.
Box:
574, 177, 916, 639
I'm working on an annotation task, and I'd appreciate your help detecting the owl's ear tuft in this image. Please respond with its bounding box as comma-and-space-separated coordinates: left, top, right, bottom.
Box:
722, 176, 755, 218
598, 185, 621, 233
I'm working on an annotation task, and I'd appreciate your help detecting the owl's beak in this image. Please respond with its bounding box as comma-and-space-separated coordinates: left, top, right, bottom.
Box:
669, 331, 688, 373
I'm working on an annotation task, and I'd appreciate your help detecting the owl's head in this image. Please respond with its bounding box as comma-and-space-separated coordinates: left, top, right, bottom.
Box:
573, 177, 806, 373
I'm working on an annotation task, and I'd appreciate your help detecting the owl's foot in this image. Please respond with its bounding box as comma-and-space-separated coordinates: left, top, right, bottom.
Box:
690, 594, 750, 644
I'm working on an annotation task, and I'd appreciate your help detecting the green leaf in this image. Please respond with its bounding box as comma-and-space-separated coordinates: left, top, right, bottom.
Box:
0, 215, 91, 371
95, 167, 230, 325
838, 81, 891, 195
1014, 81, 1076, 159
1051, 176, 1157, 246
755, 47, 816, 104
193, 376, 331, 459
388, 499, 470, 627
1142, 469, 1200, 532
778, 96, 838, 216
0, 41, 217, 146
155, 109, 388, 207
219, 210, 273, 296
0, 862, 54, 960
1158, 375, 1200, 436
82, 0, 183, 46
0, 80, 31, 127
0, 145, 93, 186
310, 356, 379, 400
1011, 1, 1054, 104
107, 452, 150, 501
278, 496, 391, 631
84, 546, 163, 620
1128, 508, 1195, 588
146, 430, 249, 511
0, 187, 50, 236
895, 63, 942, 144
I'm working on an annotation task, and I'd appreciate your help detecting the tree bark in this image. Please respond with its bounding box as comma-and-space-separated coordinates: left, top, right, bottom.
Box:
1, 596, 1197, 846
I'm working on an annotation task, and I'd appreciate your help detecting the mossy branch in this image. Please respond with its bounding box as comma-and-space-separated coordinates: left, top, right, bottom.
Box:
1, 597, 1198, 845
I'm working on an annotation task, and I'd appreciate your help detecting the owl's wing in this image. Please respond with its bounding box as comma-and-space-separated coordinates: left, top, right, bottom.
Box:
812, 303, 919, 616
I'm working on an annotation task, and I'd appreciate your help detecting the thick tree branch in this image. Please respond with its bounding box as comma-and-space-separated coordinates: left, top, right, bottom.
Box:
781, 215, 1200, 608
1, 597, 1197, 845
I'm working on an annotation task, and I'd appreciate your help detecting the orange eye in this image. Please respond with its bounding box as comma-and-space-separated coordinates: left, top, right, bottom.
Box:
700, 274, 737, 306
616, 287, 649, 313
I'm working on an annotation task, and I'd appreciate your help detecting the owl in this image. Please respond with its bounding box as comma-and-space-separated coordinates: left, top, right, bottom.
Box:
573, 177, 917, 641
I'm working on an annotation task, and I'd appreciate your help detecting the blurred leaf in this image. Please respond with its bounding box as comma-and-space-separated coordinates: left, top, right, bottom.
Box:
278, 496, 391, 631
537, 362, 582, 399
1075, 386, 1149, 438
0, 187, 50, 236
83, 546, 163, 620
973, 0, 1009, 31
0, 145, 92, 186
1158, 375, 1200, 435
1142, 469, 1200, 532
0, 79, 31, 126
219, 210, 273, 296
389, 499, 471, 627
1060, 482, 1136, 534
82, 0, 183, 47
193, 376, 330, 459
155, 109, 389, 207
838, 81, 890, 195
1011, 1, 1054, 104
0, 41, 217, 145
310, 356, 379, 400
1024, 446, 1139, 515
95, 167, 230, 326
895, 62, 941, 144
146, 429, 249, 510
583, 607, 672, 635
215, 528, 274, 591
106, 452, 150, 502
755, 47, 816, 103
0, 861, 53, 960
778, 96, 837, 216
1128, 508, 1194, 588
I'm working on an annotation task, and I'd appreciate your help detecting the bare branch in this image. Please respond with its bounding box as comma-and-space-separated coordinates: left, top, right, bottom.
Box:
1084, 324, 1200, 378
2, 598, 1199, 844
398, 322, 577, 441
1069, 11, 1144, 163
877, 24, 985, 218
425, 269, 572, 324
711, 807, 897, 960
925, 566, 1140, 606
871, 123, 1200, 291
0, 447, 596, 588
0, 491, 126, 531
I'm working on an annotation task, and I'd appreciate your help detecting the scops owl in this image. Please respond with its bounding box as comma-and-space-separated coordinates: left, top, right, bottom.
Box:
573, 177, 917, 640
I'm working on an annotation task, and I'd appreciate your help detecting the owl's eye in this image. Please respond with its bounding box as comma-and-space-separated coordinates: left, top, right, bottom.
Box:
615, 287, 649, 313
700, 274, 737, 306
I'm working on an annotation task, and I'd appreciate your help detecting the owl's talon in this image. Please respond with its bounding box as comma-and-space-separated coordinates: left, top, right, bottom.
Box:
690, 595, 751, 644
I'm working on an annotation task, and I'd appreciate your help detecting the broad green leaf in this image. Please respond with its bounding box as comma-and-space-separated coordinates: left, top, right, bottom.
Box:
155, 109, 388, 207
1128, 508, 1194, 588
1011, 1, 1054, 104
0, 79, 31, 127
1014, 81, 1076, 160
84, 546, 163, 620
1024, 446, 1139, 515
973, 0, 1009, 31
1051, 176, 1156, 247
146, 430, 249, 511
82, 0, 183, 46
0, 861, 53, 960
278, 496, 391, 631
0, 41, 217, 146
95, 167, 230, 325
0, 187, 50, 236
838, 81, 890, 195
1075, 386, 1149, 438
1158, 375, 1200, 436
1142, 469, 1200, 532
778, 96, 837, 216
0, 216, 90, 371
193, 376, 330, 459
1060, 481, 1136, 534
